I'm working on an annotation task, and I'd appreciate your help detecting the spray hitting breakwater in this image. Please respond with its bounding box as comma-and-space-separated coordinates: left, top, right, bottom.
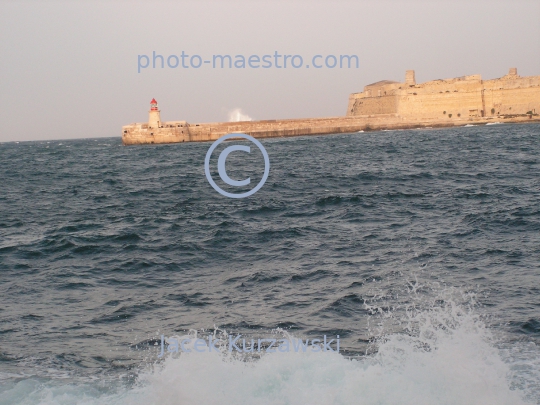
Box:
228, 108, 253, 122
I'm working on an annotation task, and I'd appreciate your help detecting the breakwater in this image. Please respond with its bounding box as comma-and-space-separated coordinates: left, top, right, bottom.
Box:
122, 68, 540, 145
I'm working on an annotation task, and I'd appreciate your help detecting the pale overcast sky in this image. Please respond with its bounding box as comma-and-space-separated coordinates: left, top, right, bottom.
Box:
1, 0, 539, 142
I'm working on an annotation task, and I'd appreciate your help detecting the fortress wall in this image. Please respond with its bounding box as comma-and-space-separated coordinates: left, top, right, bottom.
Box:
348, 77, 488, 118
422, 79, 483, 94
482, 76, 540, 115
483, 86, 540, 116
348, 95, 398, 115
501, 87, 540, 114
395, 75, 540, 119
346, 94, 357, 115
484, 75, 540, 90
297, 74, 539, 120
397, 90, 484, 119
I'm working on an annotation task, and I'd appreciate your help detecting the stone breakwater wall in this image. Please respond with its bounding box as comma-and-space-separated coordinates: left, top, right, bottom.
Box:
122, 68, 540, 146
122, 114, 540, 145
123, 115, 393, 145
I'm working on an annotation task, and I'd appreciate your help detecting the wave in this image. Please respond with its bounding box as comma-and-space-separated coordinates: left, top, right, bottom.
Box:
1, 288, 537, 405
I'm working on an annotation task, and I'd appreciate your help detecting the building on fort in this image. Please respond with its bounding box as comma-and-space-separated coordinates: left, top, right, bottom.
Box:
122, 68, 540, 145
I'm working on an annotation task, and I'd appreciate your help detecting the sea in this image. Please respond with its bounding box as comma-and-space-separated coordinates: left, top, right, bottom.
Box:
1, 123, 539, 405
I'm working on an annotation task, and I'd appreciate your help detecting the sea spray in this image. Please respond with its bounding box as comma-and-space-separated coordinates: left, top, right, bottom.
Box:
0, 288, 535, 405
124, 287, 532, 405
228, 108, 253, 122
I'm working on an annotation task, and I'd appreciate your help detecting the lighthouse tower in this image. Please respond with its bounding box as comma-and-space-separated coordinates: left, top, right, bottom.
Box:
148, 98, 161, 128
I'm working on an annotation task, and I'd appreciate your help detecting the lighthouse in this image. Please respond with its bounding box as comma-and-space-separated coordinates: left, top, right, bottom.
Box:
148, 98, 161, 128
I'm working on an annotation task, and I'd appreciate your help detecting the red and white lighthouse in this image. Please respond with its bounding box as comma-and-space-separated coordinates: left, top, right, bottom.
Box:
148, 98, 161, 128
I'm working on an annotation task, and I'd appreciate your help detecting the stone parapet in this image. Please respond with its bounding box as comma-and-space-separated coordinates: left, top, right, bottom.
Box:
122, 114, 540, 145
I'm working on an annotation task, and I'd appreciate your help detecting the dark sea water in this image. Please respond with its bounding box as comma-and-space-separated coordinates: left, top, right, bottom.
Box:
1, 123, 540, 404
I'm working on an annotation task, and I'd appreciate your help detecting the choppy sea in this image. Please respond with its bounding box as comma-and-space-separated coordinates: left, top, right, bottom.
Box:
1, 123, 540, 405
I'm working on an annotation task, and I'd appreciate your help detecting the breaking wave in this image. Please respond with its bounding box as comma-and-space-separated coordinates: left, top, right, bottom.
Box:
1, 287, 537, 405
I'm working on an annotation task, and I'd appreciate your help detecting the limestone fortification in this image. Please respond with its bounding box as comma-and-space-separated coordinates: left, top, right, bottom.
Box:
122, 68, 540, 145
347, 68, 539, 119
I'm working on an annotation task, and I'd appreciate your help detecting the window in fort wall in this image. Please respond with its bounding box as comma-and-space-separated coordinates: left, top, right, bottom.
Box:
469, 109, 479, 117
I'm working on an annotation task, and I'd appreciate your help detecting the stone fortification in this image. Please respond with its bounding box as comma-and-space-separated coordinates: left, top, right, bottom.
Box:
347, 68, 540, 120
122, 68, 540, 145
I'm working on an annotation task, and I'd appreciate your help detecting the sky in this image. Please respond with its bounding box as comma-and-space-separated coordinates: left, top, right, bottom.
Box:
0, 0, 539, 142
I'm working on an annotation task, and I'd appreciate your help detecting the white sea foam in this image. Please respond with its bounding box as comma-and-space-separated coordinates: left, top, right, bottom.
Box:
2, 287, 537, 405
228, 108, 253, 122
131, 317, 531, 405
